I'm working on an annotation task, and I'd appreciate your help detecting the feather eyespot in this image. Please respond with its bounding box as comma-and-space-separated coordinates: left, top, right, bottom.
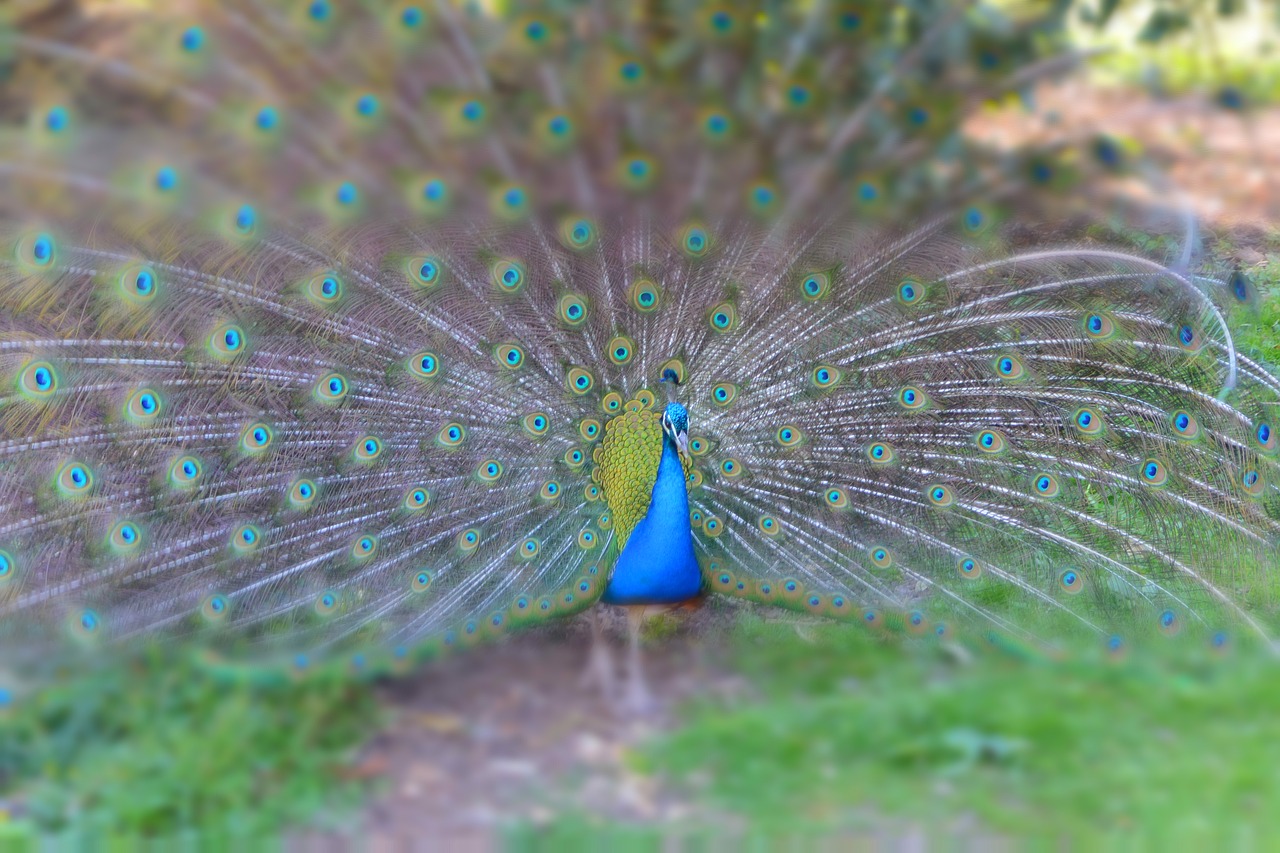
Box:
1032, 473, 1060, 498
438, 422, 466, 447
607, 336, 635, 365
523, 412, 550, 437
1170, 410, 1201, 440
1229, 269, 1254, 304
240, 422, 273, 454
927, 484, 954, 507
1237, 467, 1265, 497
776, 425, 804, 447
409, 351, 441, 380
869, 547, 893, 569
758, 515, 780, 536
306, 272, 343, 305
16, 232, 56, 269
209, 324, 247, 360
711, 383, 739, 407
701, 110, 732, 141
748, 182, 779, 215
118, 265, 159, 304
1138, 458, 1169, 487
897, 278, 925, 305
351, 535, 378, 561
994, 354, 1026, 380
1158, 609, 1181, 636
559, 293, 589, 326
17, 361, 58, 401
1084, 313, 1115, 339
168, 455, 202, 490
811, 365, 842, 389
289, 478, 318, 509
601, 392, 624, 414
713, 570, 736, 590
867, 441, 896, 464
1072, 407, 1104, 437
314, 373, 348, 404
1256, 420, 1276, 452
702, 517, 723, 537
584, 483, 601, 501
408, 256, 443, 289
824, 487, 849, 509
315, 591, 338, 616
492, 185, 528, 219
799, 271, 830, 301
495, 343, 525, 369
0, 549, 14, 582
411, 570, 432, 592
1059, 568, 1084, 594
200, 594, 229, 623
564, 447, 585, 467
974, 429, 1007, 453
1176, 323, 1202, 352
897, 386, 928, 410
231, 524, 261, 554
108, 520, 143, 554
719, 458, 742, 477
120, 386, 161, 422
566, 367, 595, 395
54, 461, 93, 498
403, 487, 429, 511
578, 419, 601, 440
709, 302, 737, 332
576, 529, 598, 549
629, 280, 661, 312
957, 557, 982, 579
353, 435, 382, 463
491, 259, 526, 293
457, 528, 481, 553
476, 459, 503, 482
71, 610, 101, 639
680, 224, 711, 257
559, 217, 597, 250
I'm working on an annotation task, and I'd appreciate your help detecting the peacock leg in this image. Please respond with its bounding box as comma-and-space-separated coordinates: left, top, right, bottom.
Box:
579, 606, 616, 700
622, 605, 655, 715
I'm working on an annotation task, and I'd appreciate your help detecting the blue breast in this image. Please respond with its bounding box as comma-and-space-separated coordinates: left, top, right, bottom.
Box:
601, 436, 703, 605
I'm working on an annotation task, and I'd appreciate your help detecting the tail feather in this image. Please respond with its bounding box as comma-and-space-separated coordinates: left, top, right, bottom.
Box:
0, 1, 1275, 679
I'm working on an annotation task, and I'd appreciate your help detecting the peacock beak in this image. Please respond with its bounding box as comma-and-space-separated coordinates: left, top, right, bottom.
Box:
675, 430, 690, 463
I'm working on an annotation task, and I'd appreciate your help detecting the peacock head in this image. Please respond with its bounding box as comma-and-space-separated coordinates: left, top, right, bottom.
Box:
661, 401, 690, 463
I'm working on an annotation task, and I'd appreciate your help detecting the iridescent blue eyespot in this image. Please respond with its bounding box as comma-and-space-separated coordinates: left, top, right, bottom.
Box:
356, 95, 378, 117
308, 1, 331, 21
336, 182, 358, 206
180, 26, 204, 52
234, 205, 256, 234
255, 107, 278, 131
401, 6, 423, 27
45, 106, 69, 133
423, 179, 446, 201
32, 234, 54, 265
155, 167, 178, 191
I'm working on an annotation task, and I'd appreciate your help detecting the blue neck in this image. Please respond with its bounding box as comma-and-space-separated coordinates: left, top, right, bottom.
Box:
601, 436, 703, 605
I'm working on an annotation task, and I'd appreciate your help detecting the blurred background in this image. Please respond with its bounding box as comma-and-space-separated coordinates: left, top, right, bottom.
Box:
2, 0, 1279, 848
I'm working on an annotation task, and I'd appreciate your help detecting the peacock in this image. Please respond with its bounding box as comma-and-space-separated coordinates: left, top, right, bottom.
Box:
0, 0, 1277, 713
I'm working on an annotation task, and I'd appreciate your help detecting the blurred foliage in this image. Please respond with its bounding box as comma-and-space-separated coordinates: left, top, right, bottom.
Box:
643, 614, 1280, 845
0, 650, 380, 841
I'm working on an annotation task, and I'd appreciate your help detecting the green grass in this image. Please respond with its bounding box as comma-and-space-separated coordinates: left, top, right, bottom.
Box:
0, 649, 381, 843
642, 615, 1280, 846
